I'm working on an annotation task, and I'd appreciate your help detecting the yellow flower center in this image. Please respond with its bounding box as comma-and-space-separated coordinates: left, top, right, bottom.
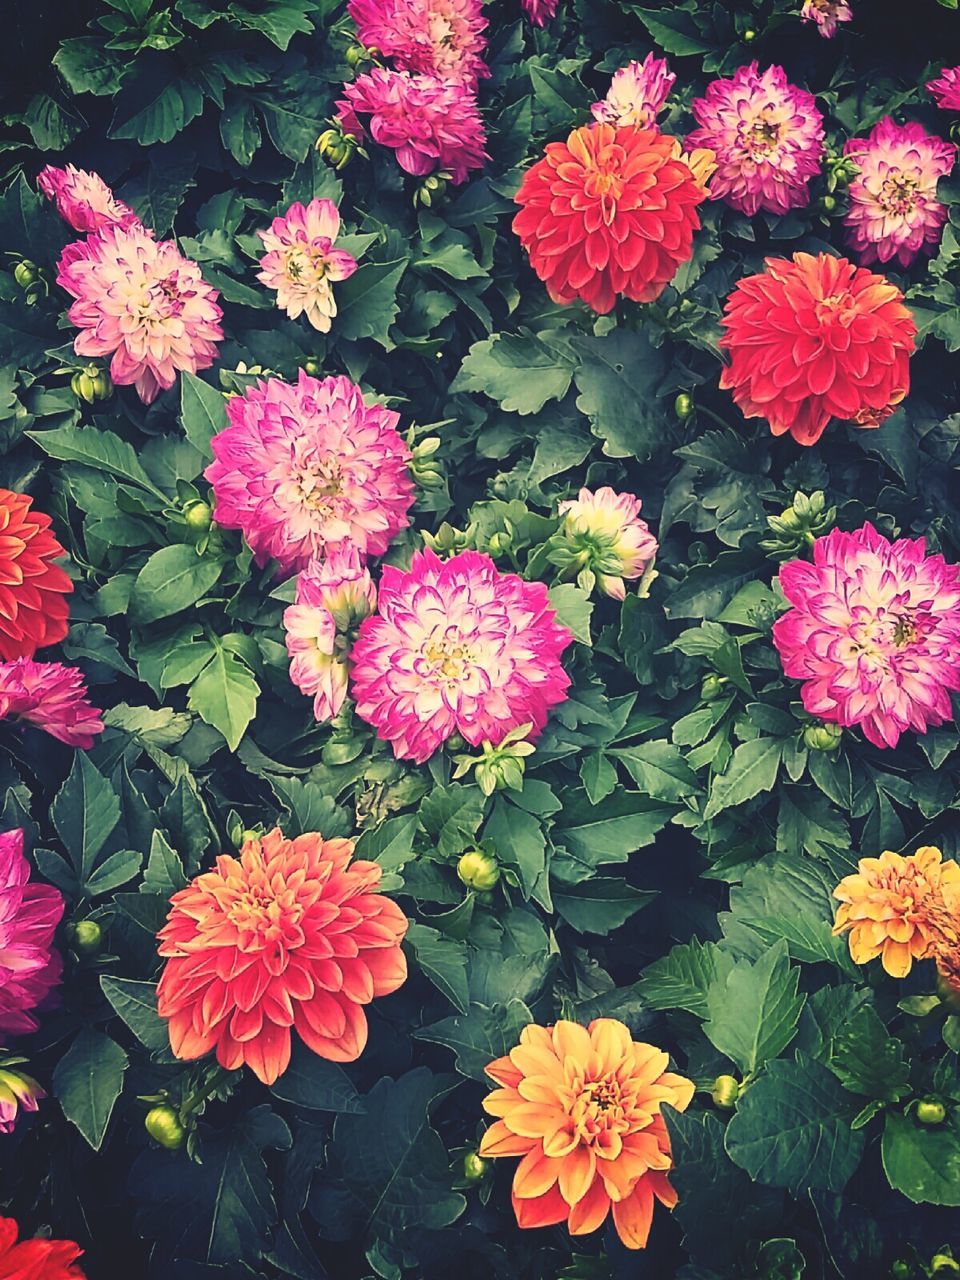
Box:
422, 633, 476, 682
744, 116, 782, 158
297, 458, 343, 510
571, 1073, 630, 1140
879, 171, 919, 216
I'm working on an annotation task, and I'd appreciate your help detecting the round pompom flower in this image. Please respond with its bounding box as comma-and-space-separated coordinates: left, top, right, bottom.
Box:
719, 252, 917, 445
773, 523, 960, 748
0, 1218, 85, 1279
0, 1061, 44, 1134
0, 489, 72, 661
687, 63, 824, 216
206, 372, 414, 575
843, 118, 956, 268
348, 0, 488, 84
0, 829, 65, 1039
556, 487, 658, 600
257, 200, 357, 334
513, 123, 706, 315
336, 68, 488, 184
928, 66, 960, 111
0, 660, 103, 748
479, 1019, 694, 1250
56, 224, 222, 405
591, 54, 676, 128
156, 827, 408, 1085
350, 549, 573, 763
521, 0, 558, 24
37, 163, 141, 235
800, 0, 852, 37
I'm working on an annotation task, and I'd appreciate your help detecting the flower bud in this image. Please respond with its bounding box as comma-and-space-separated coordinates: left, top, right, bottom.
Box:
916, 1098, 947, 1126
345, 43, 367, 68
674, 392, 694, 421
821, 194, 837, 213
144, 1104, 186, 1150
303, 357, 323, 377
457, 850, 501, 892
71, 365, 112, 405
803, 722, 843, 752
183, 499, 212, 532
936, 964, 960, 1014
316, 127, 359, 171
414, 174, 448, 209
701, 673, 725, 702
711, 1074, 740, 1109
13, 260, 39, 289
890, 1262, 915, 1280
237, 828, 261, 849
67, 920, 102, 954
743, 27, 757, 41
463, 1151, 488, 1182
762, 490, 837, 560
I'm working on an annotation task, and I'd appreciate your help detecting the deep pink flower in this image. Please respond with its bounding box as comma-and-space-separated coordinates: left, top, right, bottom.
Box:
773, 524, 960, 749
37, 164, 142, 235
928, 66, 960, 111
688, 63, 824, 215
0, 1061, 44, 1134
206, 372, 414, 576
348, 0, 488, 83
591, 55, 676, 128
350, 549, 573, 762
0, 660, 103, 748
257, 199, 357, 334
522, 0, 558, 24
0, 830, 64, 1038
800, 0, 852, 37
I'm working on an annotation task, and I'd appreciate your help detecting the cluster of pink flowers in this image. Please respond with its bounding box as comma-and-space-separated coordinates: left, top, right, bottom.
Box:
591, 54, 676, 129
800, 0, 852, 38
0, 829, 65, 1038
928, 65, 960, 111
38, 164, 140, 235
0, 659, 103, 748
257, 199, 357, 334
349, 0, 488, 84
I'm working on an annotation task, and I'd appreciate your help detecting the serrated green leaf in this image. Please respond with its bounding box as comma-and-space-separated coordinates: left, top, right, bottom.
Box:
882, 1110, 960, 1205
830, 1006, 911, 1102
417, 999, 533, 1081
639, 939, 735, 1019
53, 1028, 128, 1150
703, 737, 783, 820
100, 977, 170, 1052
187, 645, 259, 750
704, 941, 805, 1074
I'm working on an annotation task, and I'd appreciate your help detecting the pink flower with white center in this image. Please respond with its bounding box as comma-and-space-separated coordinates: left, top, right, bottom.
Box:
0, 829, 65, 1038
591, 55, 676, 128
800, 0, 852, 38
0, 1061, 44, 1134
37, 163, 142, 235
350, 549, 573, 763
688, 63, 825, 216
56, 225, 222, 405
773, 524, 960, 750
257, 199, 358, 335
0, 660, 103, 748
843, 118, 957, 267
521, 0, 558, 24
928, 66, 960, 111
557, 487, 659, 601
337, 68, 488, 184
348, 0, 488, 84
206, 372, 414, 576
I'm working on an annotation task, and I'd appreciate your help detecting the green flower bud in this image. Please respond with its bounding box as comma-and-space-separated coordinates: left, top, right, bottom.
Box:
711, 1074, 740, 1109
917, 1098, 947, 1126
803, 722, 843, 752
414, 174, 447, 209
674, 392, 694, 421
145, 1104, 186, 1150
237, 828, 261, 849
13, 260, 39, 289
462, 1151, 488, 1182
821, 194, 837, 213
890, 1262, 915, 1280
345, 43, 367, 67
936, 966, 960, 1014
743, 27, 757, 41
68, 920, 102, 955
71, 365, 112, 405
316, 127, 359, 171
183, 499, 212, 532
457, 850, 501, 892
701, 673, 725, 702
303, 357, 323, 377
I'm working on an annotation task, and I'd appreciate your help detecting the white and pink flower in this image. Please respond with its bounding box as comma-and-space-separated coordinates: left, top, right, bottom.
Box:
257, 199, 358, 334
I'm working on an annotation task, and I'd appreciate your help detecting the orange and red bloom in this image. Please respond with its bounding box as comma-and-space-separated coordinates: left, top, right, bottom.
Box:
0, 490, 72, 662
0, 1218, 84, 1280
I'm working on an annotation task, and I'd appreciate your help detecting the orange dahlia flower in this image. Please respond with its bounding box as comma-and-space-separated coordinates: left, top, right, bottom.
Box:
157, 827, 408, 1085
513, 123, 706, 315
0, 489, 72, 661
833, 846, 960, 977
479, 1019, 694, 1250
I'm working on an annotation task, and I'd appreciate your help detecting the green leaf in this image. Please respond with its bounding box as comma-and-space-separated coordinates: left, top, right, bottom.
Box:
610, 741, 699, 803
53, 1028, 128, 1151
129, 545, 224, 626
703, 737, 783, 820
483, 798, 545, 898
830, 1006, 911, 1102
354, 813, 418, 873
776, 787, 850, 860
142, 829, 188, 896
100, 977, 170, 1053
639, 939, 735, 1019
53, 37, 127, 95
180, 371, 227, 458
454, 331, 574, 415
109, 61, 205, 145
228, 1, 314, 48
187, 645, 260, 750
547, 583, 593, 645
270, 1042, 364, 1112
267, 777, 351, 839
882, 1110, 960, 1205
23, 92, 84, 151
419, 784, 486, 857
406, 923, 468, 1012
84, 847, 142, 896
572, 330, 668, 460
630, 6, 714, 54
554, 790, 673, 874
704, 941, 805, 1074
51, 752, 121, 881
553, 878, 656, 934
417, 999, 533, 1080
336, 259, 408, 347
27, 424, 163, 497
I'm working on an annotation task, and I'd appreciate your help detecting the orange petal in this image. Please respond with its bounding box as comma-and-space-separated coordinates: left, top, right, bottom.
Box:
612, 1178, 656, 1250
513, 1147, 561, 1199
511, 1184, 568, 1231
588, 1019, 632, 1064
881, 939, 914, 978
558, 1144, 597, 1206
480, 1121, 534, 1158
567, 1175, 611, 1236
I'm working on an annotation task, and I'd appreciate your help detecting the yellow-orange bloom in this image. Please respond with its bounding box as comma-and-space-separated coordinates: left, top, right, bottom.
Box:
479, 1019, 694, 1250
832, 846, 960, 977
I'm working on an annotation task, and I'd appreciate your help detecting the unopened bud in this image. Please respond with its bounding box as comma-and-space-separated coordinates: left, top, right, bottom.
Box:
414, 174, 447, 209
67, 920, 102, 955
711, 1074, 740, 1109
931, 1256, 960, 1276
804, 722, 843, 752
463, 1151, 488, 1182
457, 850, 500, 892
916, 1098, 947, 1127
71, 365, 112, 404
13, 260, 39, 289
743, 27, 757, 41
144, 1104, 186, 1150
183, 499, 212, 532
674, 392, 694, 421
701, 673, 725, 702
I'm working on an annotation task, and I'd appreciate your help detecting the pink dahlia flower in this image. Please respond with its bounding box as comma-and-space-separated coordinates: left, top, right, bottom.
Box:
591, 54, 676, 129
206, 372, 415, 575
257, 199, 357, 334
800, 0, 852, 38
843, 118, 956, 268
522, 0, 558, 24
37, 164, 142, 236
348, 0, 488, 84
0, 1061, 44, 1134
773, 524, 960, 749
928, 66, 960, 111
0, 659, 103, 748
557, 487, 658, 601
350, 549, 573, 762
337, 68, 488, 184
0, 829, 65, 1038
688, 62, 825, 216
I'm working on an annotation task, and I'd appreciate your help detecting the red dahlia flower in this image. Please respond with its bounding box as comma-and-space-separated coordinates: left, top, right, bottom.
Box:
0, 490, 72, 661
0, 1217, 84, 1279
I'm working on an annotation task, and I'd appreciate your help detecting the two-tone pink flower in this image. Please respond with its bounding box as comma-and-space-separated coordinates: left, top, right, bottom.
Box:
0, 829, 65, 1039
257, 199, 358, 334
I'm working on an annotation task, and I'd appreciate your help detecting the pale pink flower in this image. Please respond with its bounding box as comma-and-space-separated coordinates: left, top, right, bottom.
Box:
773, 524, 960, 750
350, 549, 573, 763
206, 372, 414, 576
57, 225, 222, 405
0, 660, 103, 748
37, 164, 142, 235
348, 0, 488, 83
688, 62, 825, 216
800, 0, 852, 38
591, 55, 676, 128
0, 829, 64, 1038
557, 487, 659, 601
928, 66, 960, 111
337, 68, 488, 184
843, 118, 957, 267
522, 0, 558, 24
257, 199, 357, 334
0, 1061, 44, 1134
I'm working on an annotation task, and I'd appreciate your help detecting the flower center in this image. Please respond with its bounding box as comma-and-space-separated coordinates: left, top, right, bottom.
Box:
893, 615, 918, 647
743, 115, 782, 158
879, 171, 919, 215
297, 457, 343, 510
228, 881, 303, 944
571, 1075, 629, 1141
421, 632, 476, 682
283, 241, 335, 288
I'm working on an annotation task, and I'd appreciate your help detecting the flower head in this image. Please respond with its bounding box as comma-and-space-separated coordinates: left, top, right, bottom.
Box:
591, 55, 676, 128
773, 523, 960, 748
513, 123, 706, 315
556, 487, 658, 600
337, 68, 488, 184
833, 847, 960, 976
348, 0, 488, 83
157, 827, 408, 1085
0, 660, 103, 748
0, 1219, 85, 1279
56, 224, 222, 405
0, 490, 72, 661
206, 371, 414, 575
0, 830, 65, 1038
521, 0, 558, 24
38, 163, 141, 235
928, 66, 960, 111
719, 252, 917, 445
350, 549, 572, 762
688, 63, 824, 215
480, 1019, 694, 1250
842, 118, 956, 268
0, 1060, 44, 1134
800, 0, 852, 38
257, 200, 358, 334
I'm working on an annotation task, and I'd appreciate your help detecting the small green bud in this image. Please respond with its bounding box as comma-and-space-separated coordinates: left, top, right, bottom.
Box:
345, 43, 366, 67
890, 1262, 915, 1280
743, 27, 757, 41
316, 127, 359, 171
803, 722, 843, 752
701, 673, 725, 702
711, 1074, 740, 1109
68, 920, 102, 955
674, 392, 694, 421
183, 499, 212, 532
71, 365, 112, 404
13, 260, 39, 289
936, 966, 960, 1014
237, 828, 261, 848
414, 174, 447, 209
457, 850, 501, 892
303, 357, 323, 377
821, 194, 837, 213
917, 1098, 947, 1127
145, 1104, 186, 1150
463, 1151, 488, 1182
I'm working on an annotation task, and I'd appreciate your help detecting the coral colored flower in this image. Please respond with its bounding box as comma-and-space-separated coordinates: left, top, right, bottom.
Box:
0, 1061, 44, 1134
257, 199, 358, 334
591, 55, 676, 128
56, 224, 222, 405
350, 549, 572, 763
800, 0, 852, 37
337, 68, 487, 184
556, 487, 658, 601
348, 0, 488, 83
480, 1019, 694, 1250
833, 847, 960, 977
157, 827, 408, 1085
688, 63, 824, 216
0, 490, 72, 661
719, 252, 917, 445
206, 372, 414, 575
522, 0, 558, 24
0, 660, 104, 749
842, 118, 956, 268
0, 830, 65, 1038
0, 1219, 85, 1279
37, 163, 141, 235
928, 65, 960, 111
513, 123, 706, 315
773, 523, 960, 748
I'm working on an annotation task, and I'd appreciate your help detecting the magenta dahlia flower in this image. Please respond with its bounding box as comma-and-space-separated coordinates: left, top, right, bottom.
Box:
522, 0, 558, 24
0, 660, 103, 748
206, 372, 415, 575
843, 118, 956, 267
57, 224, 222, 405
0, 829, 64, 1038
337, 68, 487, 184
350, 549, 573, 762
38, 164, 142, 235
928, 66, 960, 111
257, 199, 358, 334
688, 62, 824, 216
348, 0, 488, 84
591, 54, 676, 128
800, 0, 852, 37
773, 524, 960, 749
